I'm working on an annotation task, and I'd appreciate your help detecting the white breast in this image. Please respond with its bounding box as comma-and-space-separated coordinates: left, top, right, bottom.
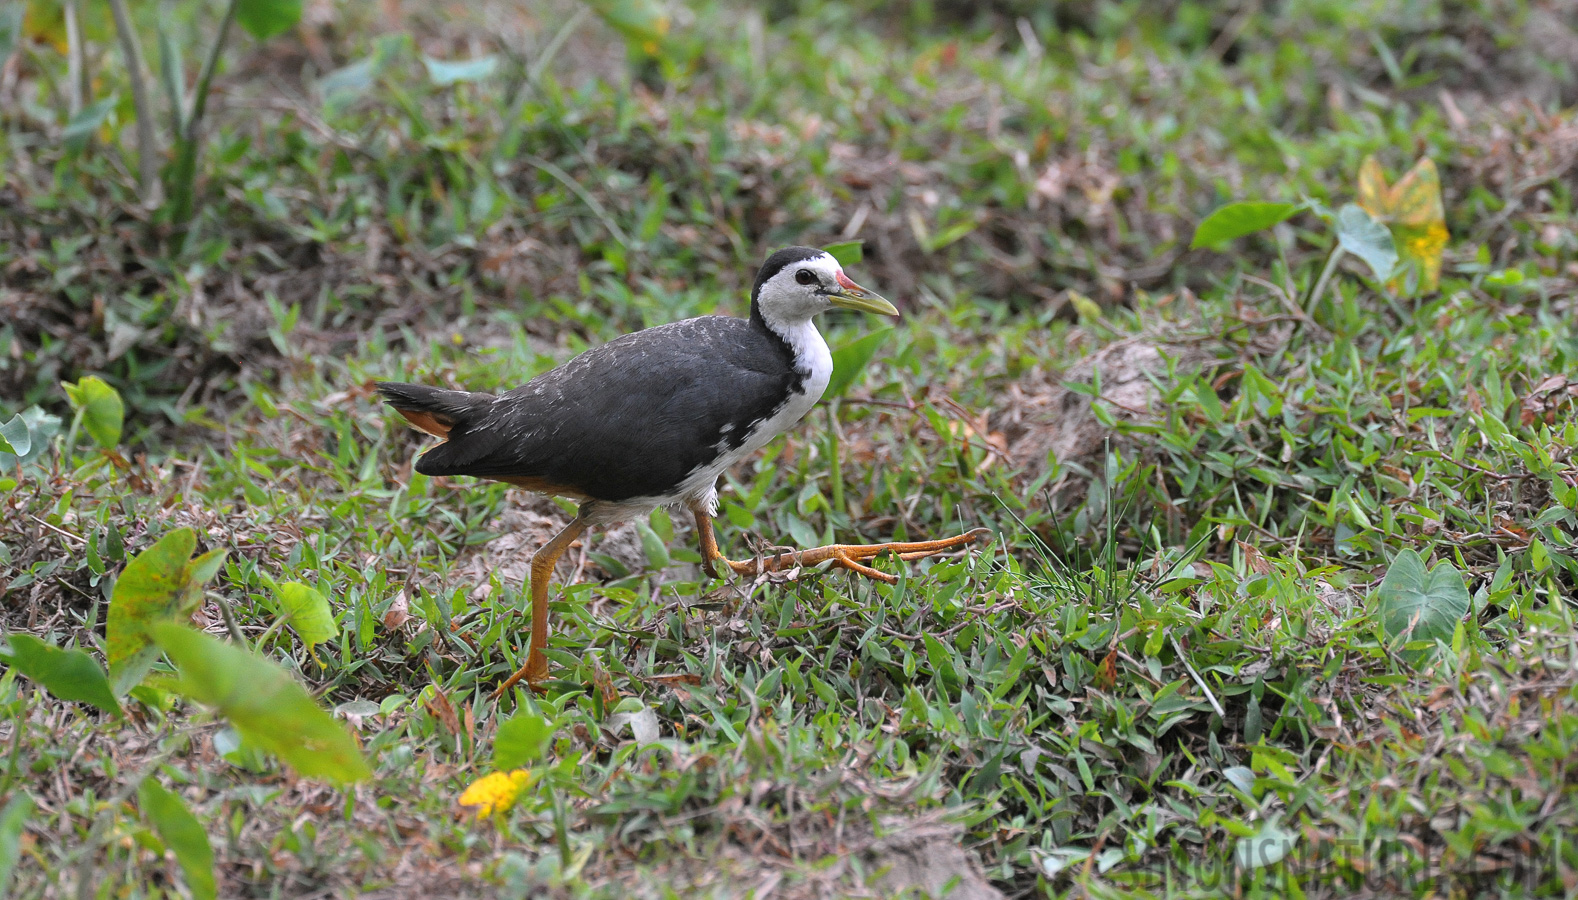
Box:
580, 318, 833, 526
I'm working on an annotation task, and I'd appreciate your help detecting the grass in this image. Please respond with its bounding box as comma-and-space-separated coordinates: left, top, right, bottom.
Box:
3, 0, 1578, 896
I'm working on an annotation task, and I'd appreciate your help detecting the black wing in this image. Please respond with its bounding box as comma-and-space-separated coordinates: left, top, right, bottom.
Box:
412, 316, 804, 501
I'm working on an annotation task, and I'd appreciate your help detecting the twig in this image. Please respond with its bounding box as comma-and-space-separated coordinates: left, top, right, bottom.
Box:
1171, 634, 1226, 718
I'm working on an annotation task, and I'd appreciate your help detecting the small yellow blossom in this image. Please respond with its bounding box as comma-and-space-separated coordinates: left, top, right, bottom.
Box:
459, 769, 532, 817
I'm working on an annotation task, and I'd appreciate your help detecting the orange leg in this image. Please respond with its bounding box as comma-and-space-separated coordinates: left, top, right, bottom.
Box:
490, 517, 588, 701
692, 504, 989, 585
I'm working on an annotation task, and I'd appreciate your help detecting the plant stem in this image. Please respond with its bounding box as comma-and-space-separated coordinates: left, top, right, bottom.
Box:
1304, 245, 1345, 318
106, 0, 161, 207
168, 0, 240, 234
63, 0, 85, 116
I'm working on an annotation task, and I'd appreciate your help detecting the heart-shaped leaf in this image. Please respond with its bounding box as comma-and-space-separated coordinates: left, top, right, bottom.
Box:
1374, 548, 1470, 649
106, 529, 227, 695
822, 240, 864, 266
1334, 203, 1398, 284
138, 780, 216, 900
0, 413, 31, 458
150, 623, 371, 783
422, 54, 500, 86
1357, 155, 1448, 295
63, 375, 124, 449
1, 634, 121, 715
826, 328, 892, 399
494, 710, 554, 770
275, 581, 338, 650
235, 0, 302, 41
1190, 201, 1298, 249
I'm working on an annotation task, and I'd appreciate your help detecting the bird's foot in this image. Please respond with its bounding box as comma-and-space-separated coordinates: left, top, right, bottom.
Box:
718, 527, 991, 584
490, 648, 551, 701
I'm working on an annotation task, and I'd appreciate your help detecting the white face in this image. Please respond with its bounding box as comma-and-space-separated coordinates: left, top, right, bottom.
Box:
755, 252, 847, 324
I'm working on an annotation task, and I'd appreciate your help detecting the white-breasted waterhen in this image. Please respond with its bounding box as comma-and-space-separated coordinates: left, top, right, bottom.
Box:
378, 247, 988, 698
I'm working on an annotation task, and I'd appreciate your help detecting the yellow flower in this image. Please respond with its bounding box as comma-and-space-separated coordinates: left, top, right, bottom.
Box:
458, 769, 532, 817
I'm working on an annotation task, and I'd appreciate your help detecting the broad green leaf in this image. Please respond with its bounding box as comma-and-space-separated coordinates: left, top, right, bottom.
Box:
275, 582, 337, 649
1334, 203, 1397, 284
422, 54, 500, 86
0, 406, 63, 469
150, 623, 371, 783
822, 240, 863, 266
105, 529, 225, 695
319, 34, 409, 112
1190, 202, 1298, 249
62, 95, 117, 151
63, 375, 125, 448
138, 780, 216, 900
1234, 822, 1296, 869
187, 548, 227, 586
826, 328, 892, 399
235, 0, 301, 40
1374, 548, 1470, 649
1, 634, 121, 715
108, 528, 199, 694
0, 413, 30, 458
0, 793, 32, 897
583, 0, 670, 54
494, 710, 554, 771
157, 22, 187, 134
1357, 155, 1448, 294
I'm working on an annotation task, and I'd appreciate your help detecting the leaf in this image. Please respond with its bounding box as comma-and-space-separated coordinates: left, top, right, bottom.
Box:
826, 328, 892, 399
1190, 202, 1298, 249
138, 780, 216, 900
459, 770, 532, 817
108, 528, 199, 694
1334, 203, 1398, 284
822, 240, 863, 267
0, 413, 31, 458
1, 634, 121, 715
1234, 821, 1296, 869
583, 0, 670, 54
150, 623, 371, 783
63, 375, 125, 448
62, 95, 117, 151
235, 0, 301, 40
422, 54, 500, 86
157, 22, 188, 134
319, 34, 408, 112
275, 582, 338, 649
0, 793, 32, 897
494, 710, 554, 770
1356, 155, 1448, 294
1374, 548, 1470, 648
105, 529, 227, 696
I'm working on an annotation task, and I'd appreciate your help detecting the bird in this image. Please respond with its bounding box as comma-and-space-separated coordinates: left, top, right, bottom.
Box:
378, 246, 988, 698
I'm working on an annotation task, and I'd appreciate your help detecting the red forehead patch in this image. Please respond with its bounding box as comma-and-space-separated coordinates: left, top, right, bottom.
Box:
836, 271, 862, 291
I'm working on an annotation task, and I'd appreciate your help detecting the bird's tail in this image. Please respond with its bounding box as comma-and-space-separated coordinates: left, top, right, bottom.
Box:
375, 382, 495, 440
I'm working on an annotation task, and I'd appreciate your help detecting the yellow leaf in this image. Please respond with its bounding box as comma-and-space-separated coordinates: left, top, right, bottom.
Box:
1355, 155, 1448, 294
458, 769, 531, 818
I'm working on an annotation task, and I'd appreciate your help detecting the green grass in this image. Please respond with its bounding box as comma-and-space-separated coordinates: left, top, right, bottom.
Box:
4, 0, 1578, 896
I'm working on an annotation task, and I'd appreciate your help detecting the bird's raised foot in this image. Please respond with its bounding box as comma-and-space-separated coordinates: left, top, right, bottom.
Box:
489, 648, 551, 701
719, 527, 991, 584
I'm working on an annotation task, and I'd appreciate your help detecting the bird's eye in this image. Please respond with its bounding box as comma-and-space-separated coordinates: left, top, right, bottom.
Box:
795, 269, 816, 285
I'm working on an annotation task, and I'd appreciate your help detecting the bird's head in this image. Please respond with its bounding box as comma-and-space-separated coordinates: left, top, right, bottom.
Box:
751, 246, 898, 327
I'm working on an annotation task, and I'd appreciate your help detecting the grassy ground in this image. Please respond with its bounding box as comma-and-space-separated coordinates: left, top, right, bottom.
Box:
4, 0, 1578, 896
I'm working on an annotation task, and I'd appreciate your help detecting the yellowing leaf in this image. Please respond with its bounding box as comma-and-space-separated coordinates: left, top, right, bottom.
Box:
1356, 155, 1448, 294
458, 769, 532, 817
